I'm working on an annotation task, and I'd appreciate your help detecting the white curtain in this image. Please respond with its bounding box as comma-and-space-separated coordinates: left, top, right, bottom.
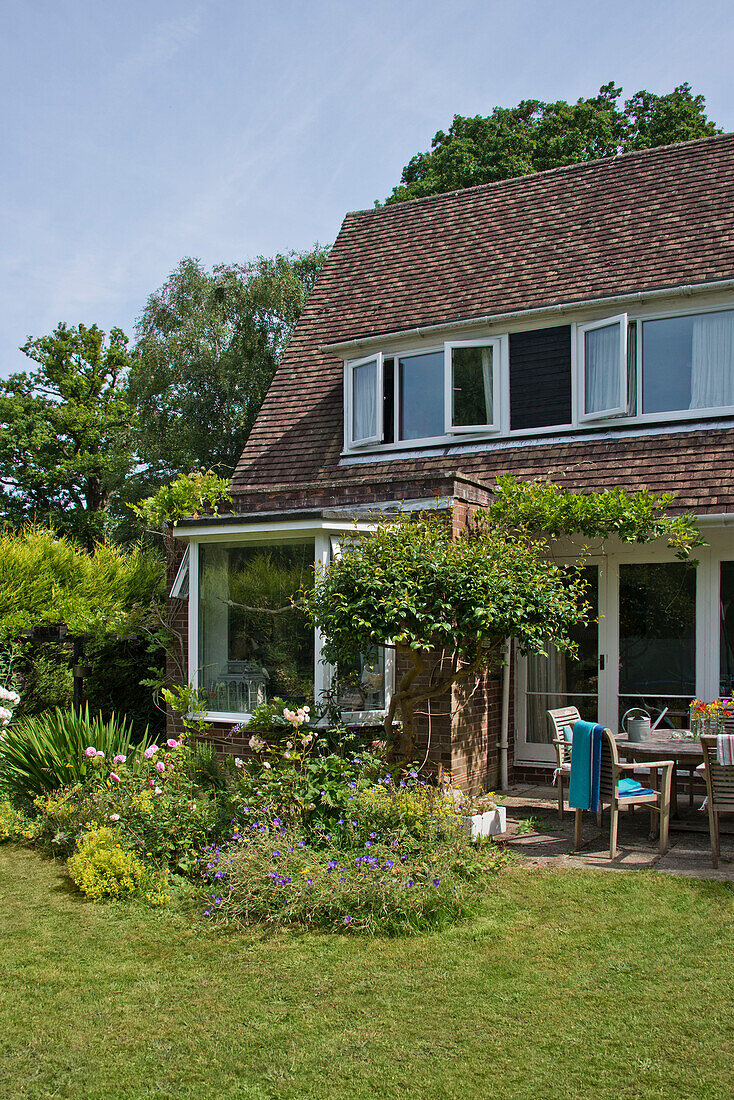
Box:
526, 645, 567, 743
690, 311, 734, 409
352, 360, 377, 441
481, 347, 493, 423
585, 323, 620, 415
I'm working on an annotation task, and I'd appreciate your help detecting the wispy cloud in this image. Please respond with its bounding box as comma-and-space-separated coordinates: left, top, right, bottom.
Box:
112, 7, 204, 87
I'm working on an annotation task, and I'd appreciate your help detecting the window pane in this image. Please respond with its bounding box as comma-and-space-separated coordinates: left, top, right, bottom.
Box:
337, 648, 386, 712
199, 542, 315, 714
720, 561, 734, 696
585, 322, 621, 414
352, 359, 377, 442
399, 351, 444, 440
642, 310, 734, 413
619, 562, 696, 700
509, 326, 571, 430
452, 346, 492, 426
525, 567, 598, 742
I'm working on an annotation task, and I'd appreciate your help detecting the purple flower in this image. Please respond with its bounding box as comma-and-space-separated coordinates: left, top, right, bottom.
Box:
343, 915, 352, 924
306, 878, 313, 885
433, 878, 440, 887
369, 832, 377, 838
327, 860, 338, 869
364, 841, 372, 848
406, 880, 414, 888
272, 850, 281, 858
384, 860, 394, 869
297, 840, 306, 848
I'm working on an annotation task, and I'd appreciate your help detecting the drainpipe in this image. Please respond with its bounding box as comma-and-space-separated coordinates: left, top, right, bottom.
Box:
499, 637, 512, 790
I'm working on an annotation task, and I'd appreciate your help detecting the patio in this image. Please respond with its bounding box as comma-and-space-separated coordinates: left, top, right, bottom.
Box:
501, 783, 734, 881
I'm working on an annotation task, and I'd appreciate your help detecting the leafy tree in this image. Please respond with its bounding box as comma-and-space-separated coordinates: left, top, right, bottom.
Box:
304, 484, 702, 758
128, 247, 329, 477
384, 82, 720, 204
0, 324, 138, 545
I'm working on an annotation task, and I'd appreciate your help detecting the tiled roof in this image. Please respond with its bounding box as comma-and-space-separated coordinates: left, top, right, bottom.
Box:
232, 135, 734, 508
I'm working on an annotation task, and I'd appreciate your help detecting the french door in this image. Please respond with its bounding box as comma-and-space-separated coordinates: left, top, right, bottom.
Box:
516, 564, 603, 764
516, 553, 701, 764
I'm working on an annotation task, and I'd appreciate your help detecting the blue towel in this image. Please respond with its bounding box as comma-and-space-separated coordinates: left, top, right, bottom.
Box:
618, 778, 654, 797
568, 721, 604, 811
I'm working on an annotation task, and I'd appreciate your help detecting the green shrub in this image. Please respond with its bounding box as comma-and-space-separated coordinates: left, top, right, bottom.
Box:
0, 706, 150, 800
0, 799, 41, 842
36, 737, 222, 874
67, 826, 168, 903
200, 824, 496, 935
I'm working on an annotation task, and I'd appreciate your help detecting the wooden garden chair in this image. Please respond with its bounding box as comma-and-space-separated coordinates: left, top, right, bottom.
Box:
699, 735, 734, 868
546, 706, 580, 819
574, 728, 674, 859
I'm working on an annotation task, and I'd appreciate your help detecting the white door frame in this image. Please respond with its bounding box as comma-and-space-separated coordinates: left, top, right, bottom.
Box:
514, 530, 734, 767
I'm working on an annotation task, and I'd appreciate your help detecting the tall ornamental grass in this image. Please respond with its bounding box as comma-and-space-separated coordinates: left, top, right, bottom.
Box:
0, 706, 150, 799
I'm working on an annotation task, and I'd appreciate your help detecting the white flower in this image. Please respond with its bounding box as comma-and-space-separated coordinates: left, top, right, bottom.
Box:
234, 757, 244, 769
248, 735, 265, 752
0, 707, 12, 724
109, 813, 120, 822
301, 732, 313, 746
286, 741, 293, 750
262, 761, 271, 769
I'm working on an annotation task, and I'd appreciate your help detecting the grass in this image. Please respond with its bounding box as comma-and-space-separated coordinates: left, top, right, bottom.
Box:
0, 845, 733, 1100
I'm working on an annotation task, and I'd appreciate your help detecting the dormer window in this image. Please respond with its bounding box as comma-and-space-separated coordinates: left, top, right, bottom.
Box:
343, 303, 734, 453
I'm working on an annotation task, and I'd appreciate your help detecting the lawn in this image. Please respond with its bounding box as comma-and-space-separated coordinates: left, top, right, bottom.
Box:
1, 845, 732, 1100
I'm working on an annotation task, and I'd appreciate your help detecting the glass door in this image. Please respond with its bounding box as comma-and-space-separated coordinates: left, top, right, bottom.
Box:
518, 566, 600, 763
618, 561, 696, 731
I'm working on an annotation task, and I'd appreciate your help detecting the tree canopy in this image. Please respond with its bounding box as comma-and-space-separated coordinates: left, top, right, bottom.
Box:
0, 323, 138, 545
384, 82, 721, 204
128, 247, 329, 478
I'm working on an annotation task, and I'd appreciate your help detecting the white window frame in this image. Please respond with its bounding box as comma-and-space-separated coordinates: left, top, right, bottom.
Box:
345, 353, 383, 448
444, 337, 501, 434
178, 519, 395, 725
169, 544, 190, 599
577, 313, 628, 422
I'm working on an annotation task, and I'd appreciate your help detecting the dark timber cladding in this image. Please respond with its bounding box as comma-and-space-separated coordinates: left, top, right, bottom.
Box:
509, 326, 572, 430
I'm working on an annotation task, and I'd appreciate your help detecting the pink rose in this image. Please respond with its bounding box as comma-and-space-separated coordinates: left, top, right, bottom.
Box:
166, 739, 180, 749
144, 744, 159, 759
156, 761, 165, 774
113, 754, 126, 765
110, 772, 120, 783
84, 747, 96, 758
95, 751, 105, 759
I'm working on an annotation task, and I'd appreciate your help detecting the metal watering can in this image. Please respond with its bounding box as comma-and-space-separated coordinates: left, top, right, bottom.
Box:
622, 708, 651, 742
621, 706, 669, 742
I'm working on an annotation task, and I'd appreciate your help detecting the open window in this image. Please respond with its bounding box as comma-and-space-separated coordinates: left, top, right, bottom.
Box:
347, 354, 383, 447
578, 314, 628, 421
169, 545, 190, 599
444, 338, 500, 434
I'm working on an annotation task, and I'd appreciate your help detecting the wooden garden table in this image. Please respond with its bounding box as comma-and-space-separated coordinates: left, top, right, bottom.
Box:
615, 733, 703, 824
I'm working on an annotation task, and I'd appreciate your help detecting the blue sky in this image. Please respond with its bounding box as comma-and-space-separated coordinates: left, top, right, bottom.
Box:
2, 0, 733, 377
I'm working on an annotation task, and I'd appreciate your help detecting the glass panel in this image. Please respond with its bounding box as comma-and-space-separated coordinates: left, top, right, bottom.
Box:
642, 310, 734, 414
352, 359, 377, 442
585, 322, 621, 415
199, 542, 315, 714
336, 648, 386, 712
525, 567, 598, 743
619, 562, 696, 730
720, 561, 734, 697
452, 346, 492, 426
399, 351, 444, 440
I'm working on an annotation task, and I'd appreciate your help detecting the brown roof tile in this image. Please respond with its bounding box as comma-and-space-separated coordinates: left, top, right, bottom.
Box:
233, 135, 734, 512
